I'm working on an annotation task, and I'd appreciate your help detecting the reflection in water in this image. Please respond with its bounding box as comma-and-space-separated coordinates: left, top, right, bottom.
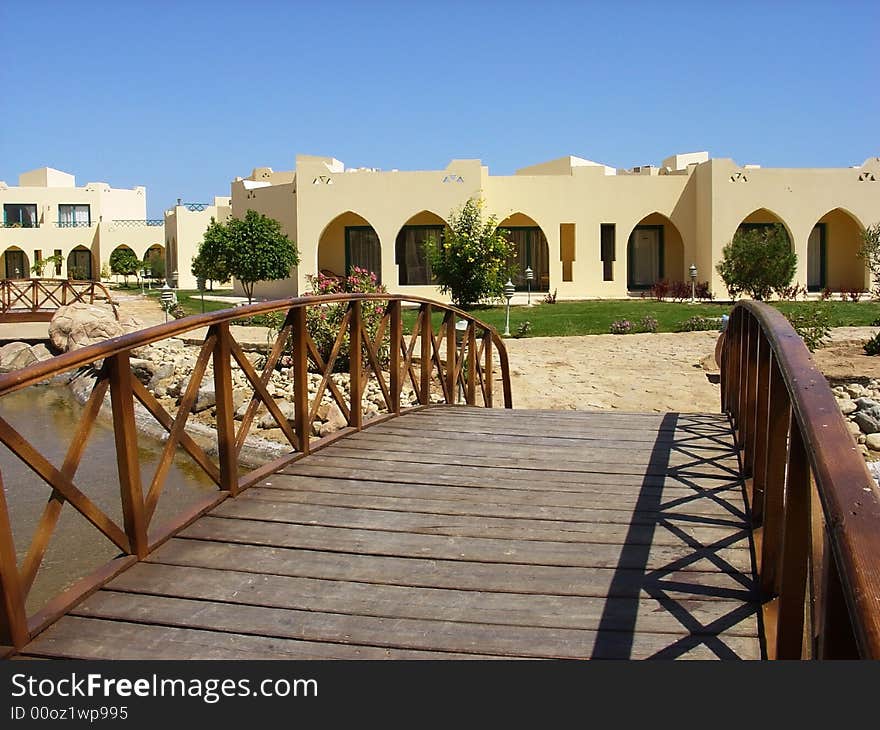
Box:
0, 384, 217, 614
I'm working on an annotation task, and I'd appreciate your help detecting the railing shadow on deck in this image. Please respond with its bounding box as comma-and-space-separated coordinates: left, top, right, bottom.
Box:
0, 278, 119, 323
721, 301, 880, 659
0, 294, 512, 652
592, 412, 760, 659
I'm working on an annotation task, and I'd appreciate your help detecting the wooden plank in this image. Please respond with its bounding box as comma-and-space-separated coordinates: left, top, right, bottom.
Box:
150, 538, 757, 600
273, 462, 743, 495
68, 592, 760, 660
99, 562, 759, 637
180, 516, 753, 572
23, 615, 500, 660
244, 482, 749, 523
210, 499, 749, 549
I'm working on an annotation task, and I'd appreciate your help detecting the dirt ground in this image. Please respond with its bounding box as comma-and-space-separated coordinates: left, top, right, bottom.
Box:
111, 295, 879, 414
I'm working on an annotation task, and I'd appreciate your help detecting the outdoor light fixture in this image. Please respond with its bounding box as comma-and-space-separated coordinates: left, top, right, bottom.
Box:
689, 264, 698, 304
503, 279, 515, 337
139, 269, 146, 295
160, 282, 174, 323
525, 266, 534, 307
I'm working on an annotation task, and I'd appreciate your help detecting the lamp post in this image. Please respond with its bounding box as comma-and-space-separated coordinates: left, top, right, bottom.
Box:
525, 266, 534, 306
689, 264, 698, 304
160, 282, 174, 324
503, 279, 515, 337
139, 269, 146, 296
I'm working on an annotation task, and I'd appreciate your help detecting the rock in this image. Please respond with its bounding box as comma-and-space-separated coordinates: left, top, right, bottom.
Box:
866, 433, 880, 451
0, 342, 38, 372
838, 399, 858, 415
846, 420, 862, 437
854, 409, 880, 434
49, 302, 126, 353
258, 400, 296, 429
149, 362, 176, 384
846, 384, 866, 398
129, 358, 156, 385
319, 402, 348, 436
31, 343, 53, 362
191, 386, 216, 413
854, 397, 878, 411
860, 444, 870, 457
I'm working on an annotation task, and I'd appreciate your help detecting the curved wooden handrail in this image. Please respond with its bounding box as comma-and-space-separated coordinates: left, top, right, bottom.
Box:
720, 301, 880, 658
0, 294, 511, 650
0, 278, 118, 322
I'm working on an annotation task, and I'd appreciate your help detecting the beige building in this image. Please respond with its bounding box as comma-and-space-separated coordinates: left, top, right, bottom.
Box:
230, 152, 880, 300
163, 197, 231, 290
0, 168, 164, 283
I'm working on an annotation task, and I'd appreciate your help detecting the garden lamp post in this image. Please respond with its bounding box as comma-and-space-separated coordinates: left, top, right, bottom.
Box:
160, 282, 174, 324
503, 279, 515, 337
689, 264, 698, 304
525, 266, 534, 306
139, 269, 146, 296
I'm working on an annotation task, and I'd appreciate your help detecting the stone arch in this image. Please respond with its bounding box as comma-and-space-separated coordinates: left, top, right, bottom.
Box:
497, 212, 550, 291
317, 211, 382, 285
808, 207, 867, 292
734, 208, 795, 249
143, 244, 165, 281
2, 246, 29, 279
109, 244, 139, 285
66, 245, 93, 280
626, 212, 685, 290
394, 210, 447, 286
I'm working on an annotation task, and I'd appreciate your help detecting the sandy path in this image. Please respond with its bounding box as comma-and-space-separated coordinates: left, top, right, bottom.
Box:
501, 331, 722, 413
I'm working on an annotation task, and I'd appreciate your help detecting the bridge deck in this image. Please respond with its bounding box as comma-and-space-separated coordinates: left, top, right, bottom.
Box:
19, 406, 761, 660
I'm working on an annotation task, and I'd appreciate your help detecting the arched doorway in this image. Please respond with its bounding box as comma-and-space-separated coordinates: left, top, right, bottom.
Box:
67, 245, 93, 280
808, 209, 865, 292
498, 213, 550, 291
626, 213, 685, 290
2, 247, 29, 279
109, 245, 138, 285
394, 211, 446, 286
317, 212, 381, 284
143, 244, 165, 281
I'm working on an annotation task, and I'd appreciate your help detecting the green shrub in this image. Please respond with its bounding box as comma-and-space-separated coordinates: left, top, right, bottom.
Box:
610, 319, 633, 334
716, 223, 797, 300
638, 315, 658, 333
784, 305, 831, 352
864, 332, 880, 356
677, 316, 721, 332
514, 320, 532, 338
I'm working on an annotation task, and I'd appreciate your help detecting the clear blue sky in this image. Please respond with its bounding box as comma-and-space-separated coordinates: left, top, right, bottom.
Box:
2, 1, 877, 218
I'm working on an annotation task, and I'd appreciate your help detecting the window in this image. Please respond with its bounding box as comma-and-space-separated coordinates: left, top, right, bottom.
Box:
3, 203, 37, 227
396, 226, 442, 285
54, 249, 62, 276
560, 224, 575, 282
601, 224, 615, 281
504, 227, 550, 291
344, 227, 381, 283
58, 204, 91, 227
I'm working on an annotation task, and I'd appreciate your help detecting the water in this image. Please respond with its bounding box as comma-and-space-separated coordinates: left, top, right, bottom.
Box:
0, 384, 217, 615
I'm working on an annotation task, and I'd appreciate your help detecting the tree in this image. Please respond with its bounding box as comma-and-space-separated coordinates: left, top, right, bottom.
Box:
858, 222, 880, 296
109, 247, 141, 287
193, 211, 299, 303
426, 197, 513, 308
716, 223, 797, 300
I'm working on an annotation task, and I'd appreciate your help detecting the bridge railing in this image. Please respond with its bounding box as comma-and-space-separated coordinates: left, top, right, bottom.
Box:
0, 294, 511, 650
721, 301, 880, 659
0, 279, 118, 322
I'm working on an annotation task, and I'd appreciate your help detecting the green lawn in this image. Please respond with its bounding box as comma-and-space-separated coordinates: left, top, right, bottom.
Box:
146, 290, 880, 337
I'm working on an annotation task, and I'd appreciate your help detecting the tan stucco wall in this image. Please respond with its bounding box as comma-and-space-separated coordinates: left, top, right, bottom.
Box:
164, 198, 231, 290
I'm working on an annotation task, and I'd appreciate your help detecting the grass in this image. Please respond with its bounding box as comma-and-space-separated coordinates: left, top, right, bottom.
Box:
144, 289, 880, 337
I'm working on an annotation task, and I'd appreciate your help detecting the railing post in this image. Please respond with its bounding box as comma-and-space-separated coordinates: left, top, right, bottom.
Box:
466, 323, 477, 405
390, 300, 402, 416
31, 280, 37, 314
291, 306, 310, 455
445, 312, 456, 403
349, 300, 363, 429
483, 332, 494, 408
726, 309, 742, 421
107, 352, 149, 558
0, 472, 29, 648
760, 358, 790, 600
751, 334, 772, 526
743, 317, 759, 475
776, 422, 812, 659
212, 323, 238, 496
420, 303, 432, 405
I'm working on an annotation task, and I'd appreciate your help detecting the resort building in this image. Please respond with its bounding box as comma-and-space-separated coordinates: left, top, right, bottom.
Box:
163, 197, 231, 290
230, 153, 880, 300
0, 168, 164, 283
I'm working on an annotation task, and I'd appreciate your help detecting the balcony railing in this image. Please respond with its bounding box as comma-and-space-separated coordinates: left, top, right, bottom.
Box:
54, 221, 94, 228
1, 222, 39, 229
110, 219, 165, 227
181, 202, 210, 212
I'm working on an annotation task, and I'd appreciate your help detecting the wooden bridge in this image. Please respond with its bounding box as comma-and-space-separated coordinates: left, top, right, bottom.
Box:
0, 295, 878, 659
0, 278, 118, 323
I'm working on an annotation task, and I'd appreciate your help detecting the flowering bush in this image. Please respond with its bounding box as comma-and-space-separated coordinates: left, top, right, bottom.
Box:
305, 267, 388, 372
677, 316, 722, 332
638, 316, 658, 333
610, 319, 633, 335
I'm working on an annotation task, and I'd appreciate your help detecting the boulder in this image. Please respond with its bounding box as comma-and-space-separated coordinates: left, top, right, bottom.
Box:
0, 342, 38, 373
30, 343, 54, 362
867, 433, 880, 451
838, 399, 858, 416
49, 302, 142, 353
258, 400, 296, 429
853, 407, 880, 435
191, 386, 216, 413
319, 402, 348, 436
